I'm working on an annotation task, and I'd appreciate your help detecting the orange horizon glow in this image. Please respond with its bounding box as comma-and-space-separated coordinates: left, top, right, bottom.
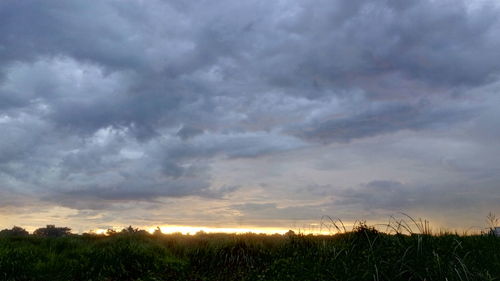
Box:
86, 224, 336, 236
8, 219, 483, 236
154, 225, 290, 235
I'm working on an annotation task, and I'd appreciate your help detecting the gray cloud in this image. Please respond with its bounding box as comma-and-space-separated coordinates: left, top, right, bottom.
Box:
2, 0, 498, 136
230, 202, 325, 222
295, 99, 475, 143
335, 179, 500, 214
1, 0, 500, 228
177, 125, 204, 140
336, 180, 415, 210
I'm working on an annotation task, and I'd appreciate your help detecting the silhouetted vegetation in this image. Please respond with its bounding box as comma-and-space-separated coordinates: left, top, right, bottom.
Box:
0, 227, 29, 237
0, 221, 499, 280
33, 225, 72, 238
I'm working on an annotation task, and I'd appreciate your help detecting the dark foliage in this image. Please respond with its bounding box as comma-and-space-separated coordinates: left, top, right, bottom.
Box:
1, 227, 499, 281
0, 227, 28, 237
32, 225, 72, 238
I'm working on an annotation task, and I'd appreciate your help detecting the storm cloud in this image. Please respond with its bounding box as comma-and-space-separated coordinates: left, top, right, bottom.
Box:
1, 0, 500, 230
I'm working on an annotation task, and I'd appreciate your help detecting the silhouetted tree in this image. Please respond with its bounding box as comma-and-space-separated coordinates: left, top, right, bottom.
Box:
82, 232, 102, 237
0, 226, 29, 237
121, 225, 148, 235
195, 230, 207, 236
33, 225, 72, 237
121, 225, 139, 233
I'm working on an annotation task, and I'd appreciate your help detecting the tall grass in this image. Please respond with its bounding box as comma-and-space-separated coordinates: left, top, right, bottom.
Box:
1, 220, 499, 281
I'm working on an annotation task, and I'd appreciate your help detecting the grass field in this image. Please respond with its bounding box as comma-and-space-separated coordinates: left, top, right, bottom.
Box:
1, 221, 499, 281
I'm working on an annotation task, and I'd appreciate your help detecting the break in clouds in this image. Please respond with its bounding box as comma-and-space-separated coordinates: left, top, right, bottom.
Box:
1, 0, 500, 231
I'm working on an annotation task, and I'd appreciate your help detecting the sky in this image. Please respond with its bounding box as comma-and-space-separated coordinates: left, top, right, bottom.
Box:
1, 0, 500, 233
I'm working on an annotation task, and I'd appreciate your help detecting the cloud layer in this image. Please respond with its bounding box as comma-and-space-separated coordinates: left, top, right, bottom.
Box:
1, 0, 500, 230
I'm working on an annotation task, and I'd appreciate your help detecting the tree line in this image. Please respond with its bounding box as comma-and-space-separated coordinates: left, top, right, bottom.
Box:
0, 225, 153, 238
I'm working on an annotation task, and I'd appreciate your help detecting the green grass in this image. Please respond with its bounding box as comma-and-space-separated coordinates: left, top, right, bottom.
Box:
1, 226, 499, 281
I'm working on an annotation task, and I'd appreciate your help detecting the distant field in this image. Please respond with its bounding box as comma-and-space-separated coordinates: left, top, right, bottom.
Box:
1, 225, 499, 281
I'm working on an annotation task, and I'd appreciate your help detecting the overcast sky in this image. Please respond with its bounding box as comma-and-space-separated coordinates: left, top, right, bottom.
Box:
1, 0, 500, 233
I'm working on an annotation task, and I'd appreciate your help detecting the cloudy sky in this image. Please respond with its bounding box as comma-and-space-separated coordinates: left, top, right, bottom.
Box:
1, 0, 500, 233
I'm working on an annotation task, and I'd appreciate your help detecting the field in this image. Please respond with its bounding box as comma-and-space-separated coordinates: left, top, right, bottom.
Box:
1, 223, 499, 281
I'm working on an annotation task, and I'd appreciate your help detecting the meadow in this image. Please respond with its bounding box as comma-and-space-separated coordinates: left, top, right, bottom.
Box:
1, 221, 499, 281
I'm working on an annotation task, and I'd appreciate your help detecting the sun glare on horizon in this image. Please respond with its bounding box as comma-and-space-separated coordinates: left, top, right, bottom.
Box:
86, 224, 339, 236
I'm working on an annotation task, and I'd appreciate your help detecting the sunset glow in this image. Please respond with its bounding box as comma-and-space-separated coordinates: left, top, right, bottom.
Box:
153, 225, 290, 235
87, 225, 335, 236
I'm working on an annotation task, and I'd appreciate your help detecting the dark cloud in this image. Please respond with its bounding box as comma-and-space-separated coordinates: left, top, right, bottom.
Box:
336, 180, 414, 210
272, 0, 500, 92
0, 0, 156, 71
2, 0, 498, 136
335, 179, 500, 213
177, 125, 204, 140
295, 100, 474, 143
0, 0, 499, 227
